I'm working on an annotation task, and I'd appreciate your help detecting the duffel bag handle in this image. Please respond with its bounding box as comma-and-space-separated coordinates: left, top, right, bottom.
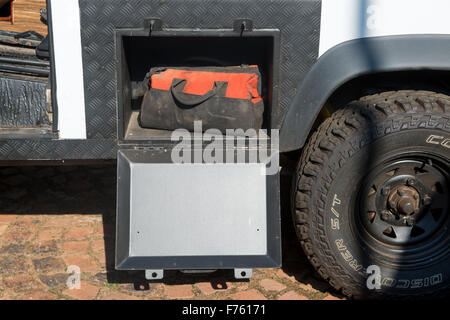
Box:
171, 79, 217, 107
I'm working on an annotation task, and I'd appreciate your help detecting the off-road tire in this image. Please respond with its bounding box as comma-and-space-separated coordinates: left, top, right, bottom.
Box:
293, 90, 450, 299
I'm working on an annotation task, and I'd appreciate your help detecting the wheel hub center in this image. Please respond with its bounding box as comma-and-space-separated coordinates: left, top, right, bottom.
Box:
387, 185, 420, 217
397, 198, 415, 215
360, 159, 448, 247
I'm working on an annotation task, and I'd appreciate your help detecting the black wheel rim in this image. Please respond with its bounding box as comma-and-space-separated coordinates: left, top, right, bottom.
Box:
356, 154, 449, 266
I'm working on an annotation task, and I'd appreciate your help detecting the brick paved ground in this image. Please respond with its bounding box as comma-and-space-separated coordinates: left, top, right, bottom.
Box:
0, 164, 345, 300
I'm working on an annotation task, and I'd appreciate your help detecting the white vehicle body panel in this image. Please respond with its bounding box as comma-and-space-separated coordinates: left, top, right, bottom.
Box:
50, 0, 86, 139
48, 0, 450, 139
319, 0, 450, 56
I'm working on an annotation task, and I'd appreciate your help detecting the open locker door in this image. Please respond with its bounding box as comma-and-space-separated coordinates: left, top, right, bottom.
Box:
116, 148, 281, 280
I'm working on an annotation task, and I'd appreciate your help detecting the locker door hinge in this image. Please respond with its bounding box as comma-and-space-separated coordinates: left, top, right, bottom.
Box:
144, 18, 163, 35
233, 19, 253, 36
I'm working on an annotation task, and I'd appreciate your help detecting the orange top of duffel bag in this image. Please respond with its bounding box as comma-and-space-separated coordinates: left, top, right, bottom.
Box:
150, 67, 263, 103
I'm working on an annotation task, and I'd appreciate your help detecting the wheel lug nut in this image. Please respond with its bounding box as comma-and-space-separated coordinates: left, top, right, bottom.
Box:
413, 194, 419, 200
381, 210, 391, 221
406, 217, 415, 226
423, 195, 432, 206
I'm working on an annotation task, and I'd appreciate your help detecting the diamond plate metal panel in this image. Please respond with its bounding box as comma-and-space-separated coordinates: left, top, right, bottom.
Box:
0, 0, 320, 161
0, 139, 116, 160
79, 0, 322, 139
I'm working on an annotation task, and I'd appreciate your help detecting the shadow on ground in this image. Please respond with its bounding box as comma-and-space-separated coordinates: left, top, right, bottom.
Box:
0, 163, 341, 297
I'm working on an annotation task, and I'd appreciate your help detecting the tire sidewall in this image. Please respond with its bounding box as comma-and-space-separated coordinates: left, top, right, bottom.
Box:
318, 126, 450, 297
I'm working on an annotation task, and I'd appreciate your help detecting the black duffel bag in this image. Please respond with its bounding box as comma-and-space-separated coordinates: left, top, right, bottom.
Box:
139, 66, 264, 132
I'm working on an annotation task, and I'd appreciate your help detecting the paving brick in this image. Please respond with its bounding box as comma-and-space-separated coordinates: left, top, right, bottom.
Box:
259, 279, 286, 292
28, 240, 58, 255
39, 228, 62, 241
62, 283, 100, 300
32, 257, 65, 273
276, 269, 298, 282
3, 228, 33, 242
39, 273, 69, 288
119, 281, 162, 296
195, 282, 230, 295
42, 215, 77, 228
16, 215, 42, 224
2, 274, 38, 292
233, 282, 249, 291
0, 243, 25, 254
10, 221, 40, 234
62, 241, 89, 253
165, 285, 194, 299
323, 294, 344, 300
230, 289, 267, 300
0, 215, 18, 223
91, 251, 106, 268
90, 272, 108, 285
100, 290, 140, 300
90, 239, 105, 252
18, 290, 57, 300
78, 216, 102, 224
278, 291, 309, 300
0, 224, 8, 236
65, 226, 95, 240
63, 254, 98, 272
0, 256, 28, 275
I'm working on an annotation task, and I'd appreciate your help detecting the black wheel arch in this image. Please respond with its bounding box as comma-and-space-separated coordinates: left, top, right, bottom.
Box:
280, 34, 450, 152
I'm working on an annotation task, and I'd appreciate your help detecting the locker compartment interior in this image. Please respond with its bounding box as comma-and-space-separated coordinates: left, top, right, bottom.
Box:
118, 32, 278, 141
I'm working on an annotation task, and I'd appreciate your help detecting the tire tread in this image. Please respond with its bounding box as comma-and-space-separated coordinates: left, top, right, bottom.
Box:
293, 90, 450, 299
